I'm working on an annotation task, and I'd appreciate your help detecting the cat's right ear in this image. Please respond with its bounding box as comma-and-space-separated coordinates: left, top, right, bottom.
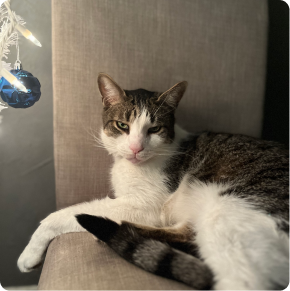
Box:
98, 73, 126, 107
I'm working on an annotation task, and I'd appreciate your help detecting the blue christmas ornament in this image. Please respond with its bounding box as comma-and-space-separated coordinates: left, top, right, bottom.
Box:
0, 69, 41, 108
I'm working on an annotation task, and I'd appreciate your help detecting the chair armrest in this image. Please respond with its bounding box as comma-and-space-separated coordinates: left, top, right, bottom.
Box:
38, 232, 192, 290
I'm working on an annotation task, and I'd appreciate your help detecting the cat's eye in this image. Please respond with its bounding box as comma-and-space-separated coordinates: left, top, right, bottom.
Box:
117, 121, 129, 130
148, 126, 161, 133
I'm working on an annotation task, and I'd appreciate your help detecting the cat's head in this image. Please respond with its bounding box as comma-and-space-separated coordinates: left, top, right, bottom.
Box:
98, 73, 187, 164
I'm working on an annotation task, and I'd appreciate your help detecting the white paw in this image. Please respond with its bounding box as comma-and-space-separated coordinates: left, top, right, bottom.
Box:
17, 245, 44, 273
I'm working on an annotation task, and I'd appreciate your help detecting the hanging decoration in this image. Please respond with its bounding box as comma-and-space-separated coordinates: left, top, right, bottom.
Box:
0, 0, 41, 110
0, 69, 41, 108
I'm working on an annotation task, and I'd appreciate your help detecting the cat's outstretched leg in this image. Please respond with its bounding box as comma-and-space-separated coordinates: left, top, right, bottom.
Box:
17, 196, 160, 272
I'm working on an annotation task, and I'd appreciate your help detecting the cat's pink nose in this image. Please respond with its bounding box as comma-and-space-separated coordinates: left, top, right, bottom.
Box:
129, 145, 144, 154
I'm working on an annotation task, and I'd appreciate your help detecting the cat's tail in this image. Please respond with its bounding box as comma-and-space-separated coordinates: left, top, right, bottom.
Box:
76, 214, 213, 290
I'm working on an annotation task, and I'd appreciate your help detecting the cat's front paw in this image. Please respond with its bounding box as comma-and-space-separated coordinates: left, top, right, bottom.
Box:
17, 245, 44, 272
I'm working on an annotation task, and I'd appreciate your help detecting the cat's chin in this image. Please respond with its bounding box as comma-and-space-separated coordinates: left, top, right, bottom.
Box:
126, 157, 143, 164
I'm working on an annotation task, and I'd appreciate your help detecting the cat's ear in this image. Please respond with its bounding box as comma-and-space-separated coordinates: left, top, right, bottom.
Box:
98, 73, 126, 107
157, 81, 188, 108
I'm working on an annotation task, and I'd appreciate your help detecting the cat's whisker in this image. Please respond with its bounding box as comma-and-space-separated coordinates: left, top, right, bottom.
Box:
155, 149, 195, 159
157, 107, 176, 118
152, 93, 172, 117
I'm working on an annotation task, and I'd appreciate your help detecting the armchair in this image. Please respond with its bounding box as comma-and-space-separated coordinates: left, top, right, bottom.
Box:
38, 0, 268, 289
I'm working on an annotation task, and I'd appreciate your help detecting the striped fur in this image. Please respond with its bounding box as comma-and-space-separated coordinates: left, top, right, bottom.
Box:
76, 214, 213, 290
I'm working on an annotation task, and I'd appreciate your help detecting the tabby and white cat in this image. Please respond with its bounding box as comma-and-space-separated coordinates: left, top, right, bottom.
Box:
18, 73, 289, 290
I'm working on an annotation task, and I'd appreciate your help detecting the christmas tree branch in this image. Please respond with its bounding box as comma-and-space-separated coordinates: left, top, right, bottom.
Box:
0, 0, 25, 74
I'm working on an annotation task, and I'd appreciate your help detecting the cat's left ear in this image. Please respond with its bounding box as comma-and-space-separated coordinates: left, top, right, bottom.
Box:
157, 81, 188, 108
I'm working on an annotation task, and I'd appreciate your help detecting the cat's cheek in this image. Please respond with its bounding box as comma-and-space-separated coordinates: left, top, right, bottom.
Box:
149, 134, 163, 148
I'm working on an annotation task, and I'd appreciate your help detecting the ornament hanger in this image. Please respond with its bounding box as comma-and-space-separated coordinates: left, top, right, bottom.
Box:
14, 32, 21, 70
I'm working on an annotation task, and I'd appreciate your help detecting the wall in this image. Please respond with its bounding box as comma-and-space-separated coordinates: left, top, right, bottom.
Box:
0, 0, 55, 287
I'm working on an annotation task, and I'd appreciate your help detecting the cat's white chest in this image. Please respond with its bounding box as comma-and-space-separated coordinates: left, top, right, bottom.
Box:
111, 158, 169, 207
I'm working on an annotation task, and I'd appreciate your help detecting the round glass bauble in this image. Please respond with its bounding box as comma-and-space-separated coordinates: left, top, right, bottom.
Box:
0, 69, 41, 108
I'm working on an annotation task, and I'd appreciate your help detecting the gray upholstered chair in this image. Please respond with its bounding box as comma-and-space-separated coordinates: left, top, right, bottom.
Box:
38, 0, 268, 289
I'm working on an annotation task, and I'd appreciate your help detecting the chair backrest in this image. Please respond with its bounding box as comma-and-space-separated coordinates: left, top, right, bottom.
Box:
52, 0, 268, 209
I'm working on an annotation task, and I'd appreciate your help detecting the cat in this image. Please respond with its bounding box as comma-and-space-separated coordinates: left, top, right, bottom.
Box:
18, 73, 289, 290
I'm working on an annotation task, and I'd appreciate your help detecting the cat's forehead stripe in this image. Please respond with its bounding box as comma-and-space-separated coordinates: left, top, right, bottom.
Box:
132, 109, 152, 131
125, 89, 160, 123
125, 110, 131, 122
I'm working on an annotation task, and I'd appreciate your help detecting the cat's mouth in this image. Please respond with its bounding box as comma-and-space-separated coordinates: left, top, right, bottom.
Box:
126, 157, 141, 164
124, 151, 155, 164
126, 153, 151, 164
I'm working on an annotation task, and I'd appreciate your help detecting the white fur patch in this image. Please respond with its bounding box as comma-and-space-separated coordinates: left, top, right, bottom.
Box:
166, 177, 289, 290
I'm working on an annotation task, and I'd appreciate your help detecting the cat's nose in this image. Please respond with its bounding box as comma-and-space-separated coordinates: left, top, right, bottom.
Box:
129, 145, 144, 154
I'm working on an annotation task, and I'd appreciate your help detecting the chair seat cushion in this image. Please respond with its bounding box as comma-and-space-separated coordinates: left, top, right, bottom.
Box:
38, 232, 192, 290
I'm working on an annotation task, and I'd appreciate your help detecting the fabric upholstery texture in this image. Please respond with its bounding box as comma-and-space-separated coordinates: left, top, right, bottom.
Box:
38, 233, 192, 290
40, 0, 268, 289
